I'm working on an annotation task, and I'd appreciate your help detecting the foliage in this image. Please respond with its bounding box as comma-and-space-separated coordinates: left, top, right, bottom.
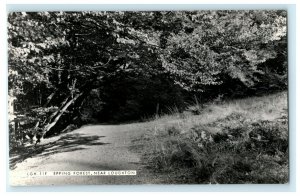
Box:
8, 11, 287, 145
160, 10, 287, 91
138, 92, 288, 184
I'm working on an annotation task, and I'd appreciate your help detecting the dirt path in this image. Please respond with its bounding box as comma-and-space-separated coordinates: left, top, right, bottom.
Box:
9, 123, 161, 186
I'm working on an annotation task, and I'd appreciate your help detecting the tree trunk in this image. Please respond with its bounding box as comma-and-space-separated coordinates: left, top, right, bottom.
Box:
47, 95, 71, 123
43, 91, 57, 107
36, 77, 98, 142
41, 93, 82, 138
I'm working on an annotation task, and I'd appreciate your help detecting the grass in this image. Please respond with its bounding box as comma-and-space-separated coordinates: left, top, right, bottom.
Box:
133, 91, 288, 184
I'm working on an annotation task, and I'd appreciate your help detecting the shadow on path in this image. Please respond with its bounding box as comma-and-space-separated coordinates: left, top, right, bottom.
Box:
9, 133, 109, 170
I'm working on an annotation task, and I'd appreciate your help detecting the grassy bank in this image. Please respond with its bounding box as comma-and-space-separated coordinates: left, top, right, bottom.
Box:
133, 91, 288, 184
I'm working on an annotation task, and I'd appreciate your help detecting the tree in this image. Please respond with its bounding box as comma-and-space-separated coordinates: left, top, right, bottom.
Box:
8, 11, 168, 140
8, 11, 287, 145
159, 10, 287, 92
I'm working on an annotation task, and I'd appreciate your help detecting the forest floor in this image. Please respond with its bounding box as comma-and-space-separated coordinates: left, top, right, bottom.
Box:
9, 91, 288, 185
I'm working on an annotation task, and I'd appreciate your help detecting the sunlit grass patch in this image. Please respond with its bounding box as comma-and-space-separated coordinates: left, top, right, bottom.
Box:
136, 91, 288, 184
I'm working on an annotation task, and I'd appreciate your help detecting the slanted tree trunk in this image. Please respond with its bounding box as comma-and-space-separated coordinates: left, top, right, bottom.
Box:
40, 92, 83, 139
34, 77, 99, 144
47, 95, 71, 124
43, 91, 57, 107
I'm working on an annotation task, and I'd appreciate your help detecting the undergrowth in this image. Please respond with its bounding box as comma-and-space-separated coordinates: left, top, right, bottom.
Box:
137, 92, 288, 184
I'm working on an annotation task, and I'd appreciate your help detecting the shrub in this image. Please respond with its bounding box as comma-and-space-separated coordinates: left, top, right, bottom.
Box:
144, 116, 288, 184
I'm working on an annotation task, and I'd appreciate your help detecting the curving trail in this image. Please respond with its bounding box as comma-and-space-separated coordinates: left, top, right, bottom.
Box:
9, 123, 161, 186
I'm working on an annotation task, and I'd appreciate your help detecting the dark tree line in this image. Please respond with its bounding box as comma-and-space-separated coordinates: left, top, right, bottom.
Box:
8, 11, 287, 145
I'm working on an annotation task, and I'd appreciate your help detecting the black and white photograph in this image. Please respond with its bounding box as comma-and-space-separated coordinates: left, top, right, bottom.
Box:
8, 10, 288, 186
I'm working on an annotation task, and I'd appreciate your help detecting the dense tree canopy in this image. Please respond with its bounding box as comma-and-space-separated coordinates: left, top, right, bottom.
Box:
8, 11, 287, 143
